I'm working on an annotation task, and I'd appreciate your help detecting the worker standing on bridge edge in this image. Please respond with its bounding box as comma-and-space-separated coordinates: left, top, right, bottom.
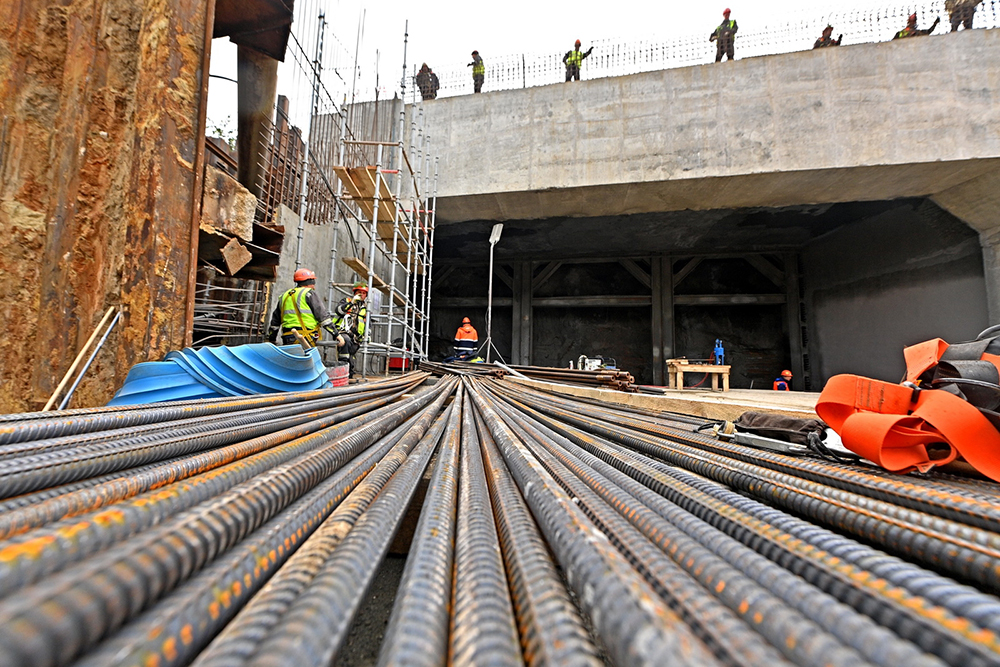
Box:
946, 0, 982, 31
814, 25, 842, 48
710, 8, 738, 62
331, 281, 369, 378
563, 40, 594, 82
468, 50, 485, 93
774, 370, 793, 391
415, 63, 440, 100
268, 268, 336, 347
894, 13, 940, 39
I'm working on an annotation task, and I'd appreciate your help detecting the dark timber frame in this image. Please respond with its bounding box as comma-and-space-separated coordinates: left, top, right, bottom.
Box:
434, 252, 807, 387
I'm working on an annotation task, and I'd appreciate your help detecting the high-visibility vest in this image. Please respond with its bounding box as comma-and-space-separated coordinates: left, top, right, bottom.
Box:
455, 325, 479, 350
281, 287, 319, 334
566, 50, 584, 68
716, 20, 737, 38
472, 59, 485, 76
332, 300, 367, 338
773, 378, 790, 391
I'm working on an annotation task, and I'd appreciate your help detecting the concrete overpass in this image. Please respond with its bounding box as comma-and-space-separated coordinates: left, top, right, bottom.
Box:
413, 29, 1000, 388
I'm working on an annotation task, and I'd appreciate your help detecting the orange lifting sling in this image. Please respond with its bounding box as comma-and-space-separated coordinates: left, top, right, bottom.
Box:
816, 327, 1000, 480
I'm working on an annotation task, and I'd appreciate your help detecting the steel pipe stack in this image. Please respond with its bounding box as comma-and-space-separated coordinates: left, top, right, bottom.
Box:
1, 371, 1000, 666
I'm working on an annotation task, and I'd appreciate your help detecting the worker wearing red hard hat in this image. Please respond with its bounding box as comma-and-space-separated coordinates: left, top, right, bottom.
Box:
563, 39, 594, 82
468, 50, 485, 93
710, 8, 738, 62
268, 267, 336, 347
452, 317, 480, 361
773, 370, 793, 391
894, 11, 940, 39
329, 280, 369, 377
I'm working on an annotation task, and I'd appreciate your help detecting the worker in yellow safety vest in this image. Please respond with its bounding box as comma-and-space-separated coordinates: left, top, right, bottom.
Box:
268, 268, 336, 347
330, 280, 369, 377
710, 8, 739, 62
563, 39, 594, 82
468, 50, 485, 93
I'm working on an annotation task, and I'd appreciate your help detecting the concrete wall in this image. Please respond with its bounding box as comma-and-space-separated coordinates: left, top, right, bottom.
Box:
416, 29, 1000, 223
803, 200, 988, 385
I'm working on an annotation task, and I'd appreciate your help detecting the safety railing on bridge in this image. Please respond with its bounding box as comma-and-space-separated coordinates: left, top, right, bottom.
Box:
410, 0, 1000, 102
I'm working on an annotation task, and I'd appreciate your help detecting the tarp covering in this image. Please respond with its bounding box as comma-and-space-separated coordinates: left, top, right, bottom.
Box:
109, 344, 330, 406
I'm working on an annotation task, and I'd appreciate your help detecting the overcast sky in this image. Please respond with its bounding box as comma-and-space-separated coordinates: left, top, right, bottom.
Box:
206, 0, 922, 134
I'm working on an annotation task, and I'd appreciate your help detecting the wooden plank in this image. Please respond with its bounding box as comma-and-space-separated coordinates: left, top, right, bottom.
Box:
619, 258, 652, 290
532, 261, 562, 291
673, 257, 702, 286
341, 256, 410, 310
435, 297, 514, 308
745, 254, 786, 288
494, 265, 513, 290
784, 252, 805, 390
674, 294, 786, 306
532, 296, 652, 307
220, 237, 252, 275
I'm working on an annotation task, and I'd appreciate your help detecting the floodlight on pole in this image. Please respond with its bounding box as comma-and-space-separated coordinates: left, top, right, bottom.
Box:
486, 223, 503, 363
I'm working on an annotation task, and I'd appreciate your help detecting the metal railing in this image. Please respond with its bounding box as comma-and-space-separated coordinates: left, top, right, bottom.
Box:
411, 1, 1000, 101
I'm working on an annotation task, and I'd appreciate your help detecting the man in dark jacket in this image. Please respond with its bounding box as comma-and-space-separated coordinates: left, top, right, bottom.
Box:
710, 8, 738, 62
813, 25, 842, 48
415, 63, 440, 101
894, 13, 940, 39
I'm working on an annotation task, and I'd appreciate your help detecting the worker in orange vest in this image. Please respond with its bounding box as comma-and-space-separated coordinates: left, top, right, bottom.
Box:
773, 370, 793, 391
452, 317, 479, 361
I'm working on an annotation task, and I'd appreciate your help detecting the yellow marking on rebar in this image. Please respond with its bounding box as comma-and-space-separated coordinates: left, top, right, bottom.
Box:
220, 590, 232, 608
56, 521, 92, 539
180, 624, 194, 645
753, 612, 763, 624
715, 581, 725, 594
144, 655, 161, 667
232, 580, 242, 596
209, 601, 221, 620
0, 535, 56, 562
93, 509, 126, 527
162, 638, 178, 661
738, 600, 749, 614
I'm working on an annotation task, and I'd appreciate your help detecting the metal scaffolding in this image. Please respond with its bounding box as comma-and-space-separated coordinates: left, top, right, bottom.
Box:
331, 105, 437, 377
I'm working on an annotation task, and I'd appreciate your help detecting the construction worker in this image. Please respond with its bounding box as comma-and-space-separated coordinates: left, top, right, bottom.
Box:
268, 268, 336, 347
894, 13, 940, 39
710, 8, 738, 62
563, 40, 594, 82
415, 63, 440, 101
330, 281, 369, 378
773, 370, 793, 391
468, 50, 485, 93
452, 317, 479, 361
946, 0, 982, 31
813, 25, 842, 48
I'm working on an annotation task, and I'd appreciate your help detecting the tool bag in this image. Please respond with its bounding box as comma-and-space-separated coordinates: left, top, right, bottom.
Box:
816, 326, 1000, 480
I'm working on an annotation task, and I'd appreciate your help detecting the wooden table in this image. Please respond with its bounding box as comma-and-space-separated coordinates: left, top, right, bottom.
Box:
666, 359, 731, 392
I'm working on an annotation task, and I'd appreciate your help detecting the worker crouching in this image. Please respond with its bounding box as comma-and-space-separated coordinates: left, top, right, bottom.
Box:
447, 317, 480, 362
331, 281, 369, 378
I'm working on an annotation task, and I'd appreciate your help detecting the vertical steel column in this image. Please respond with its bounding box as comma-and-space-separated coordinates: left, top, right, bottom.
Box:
421, 158, 439, 359
361, 143, 384, 379
295, 13, 326, 270
326, 108, 348, 310
652, 255, 675, 383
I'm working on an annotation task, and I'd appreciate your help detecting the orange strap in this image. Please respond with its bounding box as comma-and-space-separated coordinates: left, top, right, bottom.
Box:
817, 374, 1000, 480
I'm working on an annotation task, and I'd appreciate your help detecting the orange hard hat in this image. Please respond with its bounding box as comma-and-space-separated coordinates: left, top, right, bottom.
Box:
575, 39, 581, 46
462, 317, 471, 324
293, 268, 316, 282
781, 370, 793, 377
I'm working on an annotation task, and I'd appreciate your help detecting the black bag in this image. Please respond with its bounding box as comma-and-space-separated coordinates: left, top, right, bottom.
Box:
734, 412, 827, 446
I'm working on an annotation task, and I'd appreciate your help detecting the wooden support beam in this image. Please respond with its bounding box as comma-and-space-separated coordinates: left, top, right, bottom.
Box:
532, 296, 652, 307
674, 294, 786, 306
652, 256, 674, 386
745, 254, 786, 288
434, 297, 513, 308
673, 257, 702, 287
494, 265, 513, 290
532, 261, 563, 292
619, 259, 652, 290
512, 262, 533, 365
435, 265, 456, 286
784, 252, 806, 390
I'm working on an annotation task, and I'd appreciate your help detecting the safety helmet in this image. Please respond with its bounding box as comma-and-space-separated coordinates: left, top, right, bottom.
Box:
723, 7, 731, 15
781, 370, 793, 378
575, 39, 581, 46
908, 12, 917, 21
352, 280, 369, 294
462, 317, 471, 324
293, 268, 316, 282
471, 50, 479, 55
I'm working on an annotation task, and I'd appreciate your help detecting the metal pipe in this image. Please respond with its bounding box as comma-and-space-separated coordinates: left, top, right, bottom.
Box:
57, 311, 121, 411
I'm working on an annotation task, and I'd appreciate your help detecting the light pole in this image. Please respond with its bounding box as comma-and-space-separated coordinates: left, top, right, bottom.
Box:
486, 223, 503, 362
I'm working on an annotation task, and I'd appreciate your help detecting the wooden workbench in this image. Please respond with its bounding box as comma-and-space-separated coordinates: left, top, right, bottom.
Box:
667, 359, 731, 392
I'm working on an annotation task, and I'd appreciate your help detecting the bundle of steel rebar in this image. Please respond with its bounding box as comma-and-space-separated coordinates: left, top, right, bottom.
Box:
1, 371, 999, 666
418, 360, 506, 378
506, 364, 638, 392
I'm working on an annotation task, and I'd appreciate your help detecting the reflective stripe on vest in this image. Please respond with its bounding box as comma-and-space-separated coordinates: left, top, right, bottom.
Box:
567, 50, 584, 67
281, 287, 319, 333
332, 304, 367, 337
